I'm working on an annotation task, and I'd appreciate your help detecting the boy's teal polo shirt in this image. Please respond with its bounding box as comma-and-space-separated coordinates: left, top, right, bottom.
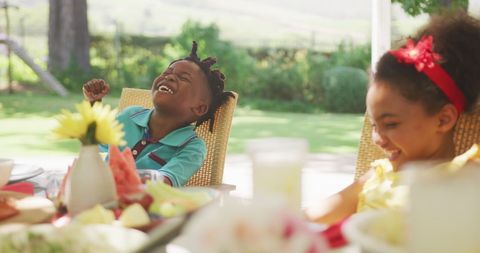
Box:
100, 106, 207, 187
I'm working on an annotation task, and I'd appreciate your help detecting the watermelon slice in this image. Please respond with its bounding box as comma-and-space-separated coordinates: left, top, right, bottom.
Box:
57, 159, 75, 206
108, 145, 142, 197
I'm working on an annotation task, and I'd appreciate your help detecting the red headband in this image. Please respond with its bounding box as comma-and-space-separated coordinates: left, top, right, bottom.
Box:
389, 35, 466, 113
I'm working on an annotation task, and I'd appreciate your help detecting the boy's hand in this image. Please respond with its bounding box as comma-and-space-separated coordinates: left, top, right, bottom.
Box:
83, 79, 110, 102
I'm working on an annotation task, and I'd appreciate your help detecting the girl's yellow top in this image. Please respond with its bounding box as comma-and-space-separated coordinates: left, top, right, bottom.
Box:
357, 144, 480, 212
357, 159, 408, 212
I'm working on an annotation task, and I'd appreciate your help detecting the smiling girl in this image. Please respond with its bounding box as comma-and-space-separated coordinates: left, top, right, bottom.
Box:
306, 12, 480, 224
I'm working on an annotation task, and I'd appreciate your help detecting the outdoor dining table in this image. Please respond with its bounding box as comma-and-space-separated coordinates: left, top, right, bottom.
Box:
1, 155, 359, 253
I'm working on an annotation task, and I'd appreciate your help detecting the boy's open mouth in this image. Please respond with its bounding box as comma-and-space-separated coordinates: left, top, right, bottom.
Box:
158, 84, 174, 95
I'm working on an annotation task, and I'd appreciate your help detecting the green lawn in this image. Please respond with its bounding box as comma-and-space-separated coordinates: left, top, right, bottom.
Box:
0, 93, 364, 156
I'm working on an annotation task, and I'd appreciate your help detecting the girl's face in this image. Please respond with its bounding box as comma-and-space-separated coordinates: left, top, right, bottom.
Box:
366, 81, 453, 170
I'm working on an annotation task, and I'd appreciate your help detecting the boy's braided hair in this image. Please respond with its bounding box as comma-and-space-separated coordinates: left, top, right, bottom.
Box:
182, 41, 234, 132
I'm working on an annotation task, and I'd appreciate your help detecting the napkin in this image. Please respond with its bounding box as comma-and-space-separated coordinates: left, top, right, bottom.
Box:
1, 182, 35, 195
320, 218, 348, 248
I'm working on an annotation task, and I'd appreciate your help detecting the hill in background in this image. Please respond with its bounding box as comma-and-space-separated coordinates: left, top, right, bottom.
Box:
4, 0, 428, 51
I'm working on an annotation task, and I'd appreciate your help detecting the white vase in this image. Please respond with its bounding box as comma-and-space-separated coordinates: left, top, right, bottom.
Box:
64, 145, 117, 215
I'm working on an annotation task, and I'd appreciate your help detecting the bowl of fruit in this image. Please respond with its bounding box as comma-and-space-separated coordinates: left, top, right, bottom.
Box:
57, 181, 218, 233
55, 145, 218, 230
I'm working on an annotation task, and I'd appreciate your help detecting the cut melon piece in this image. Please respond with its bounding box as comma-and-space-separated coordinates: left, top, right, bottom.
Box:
75, 204, 115, 225
119, 203, 150, 228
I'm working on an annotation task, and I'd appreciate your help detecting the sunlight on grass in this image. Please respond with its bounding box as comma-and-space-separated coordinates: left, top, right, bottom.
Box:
0, 117, 81, 156
0, 94, 364, 156
229, 111, 364, 153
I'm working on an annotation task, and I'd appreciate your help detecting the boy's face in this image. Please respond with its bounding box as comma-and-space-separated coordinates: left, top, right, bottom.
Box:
151, 60, 211, 122
366, 82, 453, 170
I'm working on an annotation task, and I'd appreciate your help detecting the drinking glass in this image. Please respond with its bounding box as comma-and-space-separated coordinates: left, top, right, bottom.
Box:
246, 137, 308, 210
403, 161, 480, 253
45, 170, 66, 201
0, 158, 13, 187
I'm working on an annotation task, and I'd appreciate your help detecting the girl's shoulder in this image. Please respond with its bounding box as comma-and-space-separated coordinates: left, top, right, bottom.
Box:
370, 158, 395, 177
358, 159, 406, 211
361, 159, 398, 192
443, 144, 480, 172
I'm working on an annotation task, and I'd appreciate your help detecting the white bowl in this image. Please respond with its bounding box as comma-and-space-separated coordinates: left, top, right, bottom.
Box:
0, 158, 13, 187
342, 211, 406, 253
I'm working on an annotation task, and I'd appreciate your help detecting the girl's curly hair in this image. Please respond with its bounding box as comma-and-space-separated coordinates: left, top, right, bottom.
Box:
374, 12, 480, 114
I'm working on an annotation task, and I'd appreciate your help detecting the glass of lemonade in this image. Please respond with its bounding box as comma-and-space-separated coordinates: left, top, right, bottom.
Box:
246, 137, 308, 210
405, 161, 480, 253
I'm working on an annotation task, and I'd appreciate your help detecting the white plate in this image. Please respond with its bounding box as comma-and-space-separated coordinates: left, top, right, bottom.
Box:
8, 163, 44, 183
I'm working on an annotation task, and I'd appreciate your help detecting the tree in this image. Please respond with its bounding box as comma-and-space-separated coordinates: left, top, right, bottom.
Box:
392, 0, 468, 16
48, 0, 90, 74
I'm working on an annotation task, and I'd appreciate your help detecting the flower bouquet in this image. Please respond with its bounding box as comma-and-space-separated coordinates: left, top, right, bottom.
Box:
53, 101, 125, 215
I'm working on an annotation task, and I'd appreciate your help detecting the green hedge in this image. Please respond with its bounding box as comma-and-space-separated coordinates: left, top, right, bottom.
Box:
322, 66, 368, 113
5, 20, 371, 113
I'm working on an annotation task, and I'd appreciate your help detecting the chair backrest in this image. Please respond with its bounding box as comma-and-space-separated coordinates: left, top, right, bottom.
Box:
118, 88, 238, 186
355, 106, 480, 179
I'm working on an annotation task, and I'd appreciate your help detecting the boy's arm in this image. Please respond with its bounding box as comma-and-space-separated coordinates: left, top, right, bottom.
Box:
154, 139, 207, 187
83, 79, 110, 105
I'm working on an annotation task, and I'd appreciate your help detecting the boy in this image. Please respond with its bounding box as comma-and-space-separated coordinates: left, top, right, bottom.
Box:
83, 41, 233, 187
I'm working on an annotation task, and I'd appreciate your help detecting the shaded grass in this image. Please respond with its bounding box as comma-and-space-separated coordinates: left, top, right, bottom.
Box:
0, 93, 364, 156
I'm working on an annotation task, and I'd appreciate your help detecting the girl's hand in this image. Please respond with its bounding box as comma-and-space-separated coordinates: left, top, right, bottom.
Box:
83, 79, 110, 102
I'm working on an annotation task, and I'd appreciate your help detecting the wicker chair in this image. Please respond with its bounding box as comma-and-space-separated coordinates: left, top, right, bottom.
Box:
118, 88, 238, 187
355, 106, 480, 179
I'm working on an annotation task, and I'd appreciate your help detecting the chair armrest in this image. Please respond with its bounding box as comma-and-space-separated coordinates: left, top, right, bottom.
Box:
209, 183, 236, 194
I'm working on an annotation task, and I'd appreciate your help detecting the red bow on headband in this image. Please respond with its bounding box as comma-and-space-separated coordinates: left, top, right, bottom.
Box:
389, 35, 466, 113
390, 36, 442, 72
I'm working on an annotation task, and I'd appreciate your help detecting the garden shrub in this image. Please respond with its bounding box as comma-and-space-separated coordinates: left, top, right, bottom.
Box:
322, 66, 368, 113
329, 41, 371, 71
166, 21, 256, 96
238, 97, 321, 113
251, 49, 309, 102
38, 20, 374, 114
0, 55, 39, 86
304, 51, 330, 105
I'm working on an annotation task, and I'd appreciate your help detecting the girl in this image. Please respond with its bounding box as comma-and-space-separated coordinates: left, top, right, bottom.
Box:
306, 12, 480, 224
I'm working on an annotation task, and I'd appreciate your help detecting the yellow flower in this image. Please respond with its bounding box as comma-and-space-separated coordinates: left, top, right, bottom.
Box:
53, 109, 89, 139
53, 101, 125, 146
76, 100, 96, 125
93, 103, 125, 146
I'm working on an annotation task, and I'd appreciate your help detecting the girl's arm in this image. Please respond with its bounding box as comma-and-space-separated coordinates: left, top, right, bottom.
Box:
304, 171, 371, 225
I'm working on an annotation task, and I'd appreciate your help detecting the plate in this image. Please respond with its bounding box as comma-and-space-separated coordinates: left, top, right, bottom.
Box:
0, 224, 148, 253
181, 186, 220, 200
342, 211, 406, 253
134, 216, 187, 253
167, 186, 220, 217
8, 164, 44, 183
125, 186, 219, 230
0, 191, 55, 225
